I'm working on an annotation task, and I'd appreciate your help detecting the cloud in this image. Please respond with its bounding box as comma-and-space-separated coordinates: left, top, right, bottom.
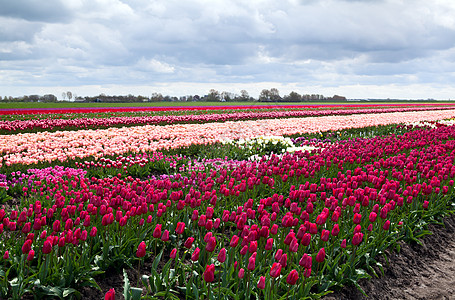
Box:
1, 0, 455, 99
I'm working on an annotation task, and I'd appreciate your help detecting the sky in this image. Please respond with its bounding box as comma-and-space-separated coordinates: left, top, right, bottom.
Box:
1, 0, 455, 100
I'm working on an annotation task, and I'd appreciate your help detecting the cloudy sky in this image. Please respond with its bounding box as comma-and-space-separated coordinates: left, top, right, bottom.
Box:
1, 0, 455, 99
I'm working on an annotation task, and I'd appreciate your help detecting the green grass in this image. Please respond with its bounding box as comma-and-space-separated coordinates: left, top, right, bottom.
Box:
1, 101, 453, 109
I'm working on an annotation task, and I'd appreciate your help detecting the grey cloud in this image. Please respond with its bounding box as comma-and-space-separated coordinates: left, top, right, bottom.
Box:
0, 0, 73, 22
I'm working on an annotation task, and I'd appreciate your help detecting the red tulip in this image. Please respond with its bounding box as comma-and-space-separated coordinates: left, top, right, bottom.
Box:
175, 222, 185, 235
3, 251, 9, 260
353, 213, 362, 224
203, 264, 215, 283
249, 241, 258, 253
341, 239, 347, 248
184, 237, 194, 249
352, 232, 364, 246
321, 229, 330, 242
247, 254, 256, 271
170, 248, 177, 259
191, 247, 200, 261
279, 253, 288, 268
206, 236, 217, 252
161, 230, 170, 242
238, 268, 245, 279
315, 248, 325, 263
270, 262, 282, 278
105, 288, 115, 300
299, 253, 312, 269
383, 220, 391, 231
217, 248, 227, 263
303, 268, 312, 278
230, 235, 239, 247
22, 239, 32, 254
286, 269, 299, 285
26, 249, 35, 261
89, 226, 97, 237
257, 276, 266, 289
136, 241, 146, 258
153, 224, 162, 239
369, 212, 377, 223
42, 240, 52, 254
331, 224, 340, 237
265, 238, 274, 250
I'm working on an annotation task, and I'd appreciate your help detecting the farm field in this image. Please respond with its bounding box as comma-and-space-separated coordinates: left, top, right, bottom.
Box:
1, 102, 455, 299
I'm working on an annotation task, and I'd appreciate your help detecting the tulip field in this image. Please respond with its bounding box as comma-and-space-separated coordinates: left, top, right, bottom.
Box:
1, 103, 455, 299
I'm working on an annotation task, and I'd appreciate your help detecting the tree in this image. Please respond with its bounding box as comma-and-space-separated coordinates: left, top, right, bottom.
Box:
66, 91, 73, 101
62, 92, 66, 101
259, 89, 271, 102
207, 89, 220, 101
270, 88, 281, 101
286, 91, 302, 102
239, 90, 250, 101
150, 93, 164, 102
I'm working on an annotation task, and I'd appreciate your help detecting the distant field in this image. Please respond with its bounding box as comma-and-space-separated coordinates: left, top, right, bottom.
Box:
0, 101, 454, 109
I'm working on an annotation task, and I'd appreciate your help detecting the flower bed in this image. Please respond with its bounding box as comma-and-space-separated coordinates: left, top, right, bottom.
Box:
1, 106, 455, 299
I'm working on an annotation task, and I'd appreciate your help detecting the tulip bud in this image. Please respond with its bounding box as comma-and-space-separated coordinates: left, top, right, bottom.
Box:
203, 264, 215, 283
257, 276, 266, 289
217, 248, 227, 263
136, 241, 146, 258
286, 269, 299, 285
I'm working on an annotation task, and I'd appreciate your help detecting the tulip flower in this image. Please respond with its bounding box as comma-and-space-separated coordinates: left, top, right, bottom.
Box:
191, 247, 200, 261
352, 232, 364, 246
230, 235, 240, 247
26, 249, 35, 261
257, 276, 266, 289
383, 220, 391, 231
170, 248, 177, 259
22, 239, 32, 254
299, 253, 312, 269
105, 288, 115, 300
42, 240, 52, 254
238, 268, 245, 279
270, 262, 282, 278
286, 269, 299, 285
279, 253, 288, 268
331, 224, 340, 237
265, 238, 274, 250
175, 222, 185, 235
184, 237, 194, 249
3, 251, 9, 260
321, 229, 330, 242
206, 236, 217, 252
315, 248, 326, 263
249, 241, 258, 253
153, 224, 162, 239
136, 241, 146, 258
247, 254, 256, 271
203, 264, 215, 283
217, 248, 227, 263
161, 230, 170, 242
341, 239, 347, 248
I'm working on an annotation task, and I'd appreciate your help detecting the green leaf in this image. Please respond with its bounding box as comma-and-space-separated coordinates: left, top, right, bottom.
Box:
123, 269, 132, 300
131, 287, 142, 300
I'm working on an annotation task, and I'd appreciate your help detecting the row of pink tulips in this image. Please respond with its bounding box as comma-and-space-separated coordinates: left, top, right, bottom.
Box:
1, 106, 455, 134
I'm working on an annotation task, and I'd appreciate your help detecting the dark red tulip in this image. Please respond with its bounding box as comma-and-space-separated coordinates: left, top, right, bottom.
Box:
136, 241, 146, 258
286, 269, 299, 285
203, 264, 215, 283
270, 262, 282, 278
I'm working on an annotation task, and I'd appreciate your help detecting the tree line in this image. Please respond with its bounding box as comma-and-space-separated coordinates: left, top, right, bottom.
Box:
1, 88, 347, 103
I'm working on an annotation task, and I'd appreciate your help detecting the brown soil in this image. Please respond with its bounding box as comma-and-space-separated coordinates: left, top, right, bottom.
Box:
324, 213, 455, 300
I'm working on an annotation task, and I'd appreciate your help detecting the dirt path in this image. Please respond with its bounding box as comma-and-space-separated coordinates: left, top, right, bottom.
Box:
325, 213, 455, 300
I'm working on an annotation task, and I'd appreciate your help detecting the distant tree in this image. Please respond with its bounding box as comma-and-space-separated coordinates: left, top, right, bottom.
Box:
150, 92, 164, 102
43, 94, 57, 102
259, 89, 271, 102
66, 91, 73, 101
285, 91, 302, 102
62, 92, 66, 101
270, 88, 281, 101
239, 90, 250, 101
207, 89, 220, 101
221, 91, 234, 102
